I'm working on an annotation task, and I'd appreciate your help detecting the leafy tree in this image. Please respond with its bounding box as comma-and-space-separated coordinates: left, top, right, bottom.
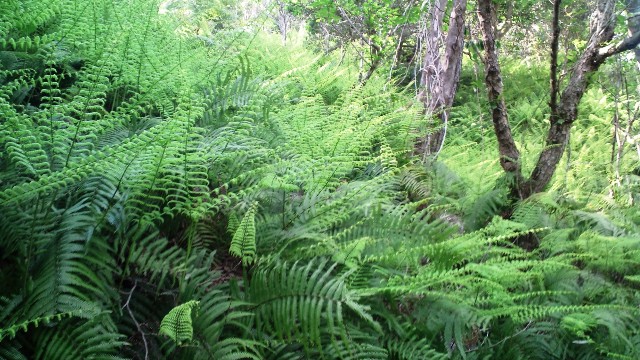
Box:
291, 0, 421, 83
477, 0, 640, 205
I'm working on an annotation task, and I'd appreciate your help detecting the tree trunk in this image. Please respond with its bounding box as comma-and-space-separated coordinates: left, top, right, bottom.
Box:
478, 0, 640, 201
275, 0, 293, 45
416, 0, 467, 157
523, 0, 619, 197
627, 0, 640, 68
477, 0, 522, 182
360, 44, 382, 85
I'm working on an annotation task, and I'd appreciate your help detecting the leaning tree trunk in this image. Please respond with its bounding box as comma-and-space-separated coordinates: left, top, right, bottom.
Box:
416, 0, 467, 158
478, 0, 640, 201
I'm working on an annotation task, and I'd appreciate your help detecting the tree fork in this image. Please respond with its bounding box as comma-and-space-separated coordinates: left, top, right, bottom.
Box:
479, 0, 640, 201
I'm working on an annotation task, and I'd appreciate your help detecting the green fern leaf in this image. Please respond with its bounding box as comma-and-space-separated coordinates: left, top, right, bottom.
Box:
227, 212, 240, 234
0, 311, 80, 342
160, 300, 200, 345
230, 204, 257, 265
247, 259, 381, 349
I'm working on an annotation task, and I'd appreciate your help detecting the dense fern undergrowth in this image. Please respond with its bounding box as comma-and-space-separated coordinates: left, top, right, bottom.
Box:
1, 1, 640, 359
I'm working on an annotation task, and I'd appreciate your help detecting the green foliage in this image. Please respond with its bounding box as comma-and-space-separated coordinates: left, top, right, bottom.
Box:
1, 1, 639, 359
160, 300, 200, 345
0, 311, 79, 342
247, 259, 380, 348
230, 204, 257, 265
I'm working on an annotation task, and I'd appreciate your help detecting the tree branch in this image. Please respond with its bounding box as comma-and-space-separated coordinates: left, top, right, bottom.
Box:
597, 29, 640, 59
549, 0, 562, 119
497, 2, 515, 39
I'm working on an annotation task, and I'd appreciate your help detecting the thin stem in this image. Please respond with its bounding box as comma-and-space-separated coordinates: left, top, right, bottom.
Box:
122, 281, 149, 360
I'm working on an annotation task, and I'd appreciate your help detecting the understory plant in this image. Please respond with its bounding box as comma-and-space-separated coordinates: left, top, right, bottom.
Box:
1, 1, 639, 359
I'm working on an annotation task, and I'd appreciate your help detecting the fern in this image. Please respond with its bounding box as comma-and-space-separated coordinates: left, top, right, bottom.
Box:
0, 311, 77, 342
1, 0, 639, 358
246, 259, 381, 349
160, 300, 200, 345
30, 316, 126, 360
230, 204, 257, 265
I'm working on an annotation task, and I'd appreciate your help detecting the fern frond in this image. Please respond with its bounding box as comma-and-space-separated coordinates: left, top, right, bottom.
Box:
386, 335, 449, 360
230, 204, 257, 265
247, 259, 381, 349
31, 315, 126, 360
160, 300, 200, 345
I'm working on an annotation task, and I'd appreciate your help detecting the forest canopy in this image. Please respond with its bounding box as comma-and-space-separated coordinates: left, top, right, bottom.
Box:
1, 0, 639, 359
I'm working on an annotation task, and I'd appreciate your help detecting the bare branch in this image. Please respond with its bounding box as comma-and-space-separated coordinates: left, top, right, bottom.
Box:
597, 29, 640, 59
122, 281, 149, 360
497, 2, 515, 39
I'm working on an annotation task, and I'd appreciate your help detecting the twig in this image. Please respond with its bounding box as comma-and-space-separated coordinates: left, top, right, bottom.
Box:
122, 280, 149, 360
